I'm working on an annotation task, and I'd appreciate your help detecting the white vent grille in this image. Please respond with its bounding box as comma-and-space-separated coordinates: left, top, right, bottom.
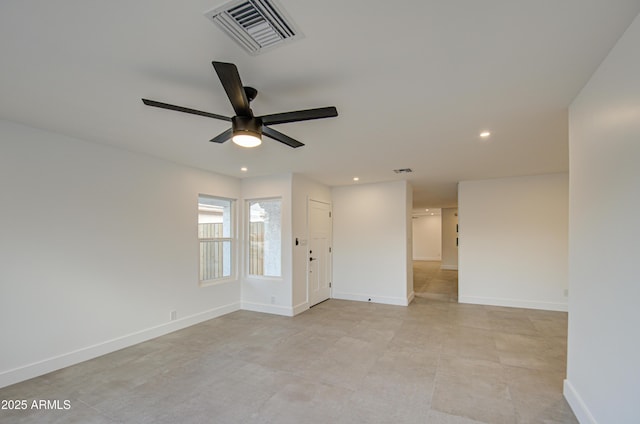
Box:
205, 0, 303, 55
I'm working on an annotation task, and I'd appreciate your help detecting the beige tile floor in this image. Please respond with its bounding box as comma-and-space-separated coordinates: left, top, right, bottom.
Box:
0, 261, 577, 423
413, 260, 459, 302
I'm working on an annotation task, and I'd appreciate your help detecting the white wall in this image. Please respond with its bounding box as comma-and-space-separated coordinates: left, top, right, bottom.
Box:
441, 208, 459, 270
564, 12, 640, 424
0, 120, 242, 388
240, 174, 293, 316
331, 181, 412, 306
405, 182, 414, 301
412, 215, 442, 261
291, 174, 331, 314
458, 174, 569, 311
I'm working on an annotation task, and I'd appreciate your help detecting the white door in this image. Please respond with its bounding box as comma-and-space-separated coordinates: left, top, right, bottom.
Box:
308, 199, 332, 307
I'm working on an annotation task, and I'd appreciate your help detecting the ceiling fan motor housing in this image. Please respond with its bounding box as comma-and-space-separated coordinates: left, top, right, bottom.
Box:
232, 115, 262, 138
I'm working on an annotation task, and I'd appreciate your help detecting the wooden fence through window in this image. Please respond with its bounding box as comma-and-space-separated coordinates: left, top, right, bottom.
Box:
199, 223, 224, 280
198, 222, 265, 279
249, 222, 264, 276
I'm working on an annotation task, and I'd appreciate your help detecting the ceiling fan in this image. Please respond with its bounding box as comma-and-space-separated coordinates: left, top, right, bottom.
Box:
142, 61, 338, 148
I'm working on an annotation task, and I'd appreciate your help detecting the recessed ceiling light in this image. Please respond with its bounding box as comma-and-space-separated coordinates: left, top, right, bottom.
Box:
240, 167, 248, 172
353, 177, 359, 182
425, 209, 429, 212
480, 131, 491, 138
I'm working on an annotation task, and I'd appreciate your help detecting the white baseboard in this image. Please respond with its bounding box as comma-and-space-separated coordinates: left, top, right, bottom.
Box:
413, 256, 441, 261
0, 302, 240, 389
241, 301, 294, 317
458, 295, 568, 312
332, 291, 411, 306
564, 379, 598, 424
407, 291, 415, 304
292, 301, 309, 316
440, 264, 458, 270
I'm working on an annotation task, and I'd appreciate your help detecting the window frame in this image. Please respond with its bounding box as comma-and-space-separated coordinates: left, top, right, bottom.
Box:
197, 194, 236, 287
245, 197, 283, 280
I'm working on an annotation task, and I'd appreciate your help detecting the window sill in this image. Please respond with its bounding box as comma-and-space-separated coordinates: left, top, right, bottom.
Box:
244, 275, 283, 283
199, 277, 237, 288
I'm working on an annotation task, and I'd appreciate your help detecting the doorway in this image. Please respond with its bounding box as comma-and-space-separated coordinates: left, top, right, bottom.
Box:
308, 199, 332, 307
413, 261, 458, 302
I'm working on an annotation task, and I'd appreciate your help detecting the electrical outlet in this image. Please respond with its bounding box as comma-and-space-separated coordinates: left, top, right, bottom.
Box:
563, 289, 569, 297
270, 296, 276, 304
170, 310, 177, 321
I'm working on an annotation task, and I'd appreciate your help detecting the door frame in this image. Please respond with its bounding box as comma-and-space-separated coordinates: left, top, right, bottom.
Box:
307, 198, 333, 306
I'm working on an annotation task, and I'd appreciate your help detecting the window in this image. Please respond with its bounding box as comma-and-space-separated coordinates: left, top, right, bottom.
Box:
198, 195, 234, 283
248, 199, 282, 277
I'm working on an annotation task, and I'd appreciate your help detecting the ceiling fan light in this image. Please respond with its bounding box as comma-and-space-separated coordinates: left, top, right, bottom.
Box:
232, 133, 262, 148
231, 115, 263, 148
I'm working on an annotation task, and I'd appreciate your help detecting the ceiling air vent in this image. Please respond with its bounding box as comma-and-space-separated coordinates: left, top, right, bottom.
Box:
205, 0, 303, 55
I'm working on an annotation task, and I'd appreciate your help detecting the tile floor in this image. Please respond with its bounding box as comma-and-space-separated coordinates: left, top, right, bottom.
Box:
0, 261, 577, 423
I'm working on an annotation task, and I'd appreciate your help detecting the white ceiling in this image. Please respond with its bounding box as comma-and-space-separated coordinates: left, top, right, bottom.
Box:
2, 1, 639, 208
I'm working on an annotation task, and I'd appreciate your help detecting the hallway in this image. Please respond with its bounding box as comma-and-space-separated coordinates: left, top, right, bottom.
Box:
413, 260, 458, 302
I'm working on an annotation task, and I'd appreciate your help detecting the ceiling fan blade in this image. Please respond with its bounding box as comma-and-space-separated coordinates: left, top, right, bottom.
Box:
142, 99, 231, 121
262, 126, 304, 148
210, 128, 233, 143
212, 61, 252, 117
260, 106, 338, 126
